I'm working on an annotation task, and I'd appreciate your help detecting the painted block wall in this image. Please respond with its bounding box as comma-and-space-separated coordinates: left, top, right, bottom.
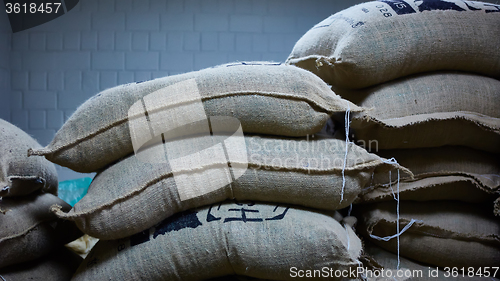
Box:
0, 11, 10, 122
2, 0, 364, 181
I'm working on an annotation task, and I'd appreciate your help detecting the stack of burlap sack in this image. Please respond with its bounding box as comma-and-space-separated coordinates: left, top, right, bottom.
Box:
25, 0, 499, 280
29, 61, 409, 280
287, 0, 500, 278
0, 119, 83, 281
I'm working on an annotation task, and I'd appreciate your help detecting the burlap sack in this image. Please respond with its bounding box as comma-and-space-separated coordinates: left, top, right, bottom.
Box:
53, 134, 409, 240
29, 62, 361, 173
355, 201, 500, 268
0, 193, 83, 268
364, 243, 500, 281
286, 0, 500, 89
357, 146, 500, 204
0, 247, 82, 281
0, 119, 58, 197
71, 201, 362, 281
343, 72, 500, 153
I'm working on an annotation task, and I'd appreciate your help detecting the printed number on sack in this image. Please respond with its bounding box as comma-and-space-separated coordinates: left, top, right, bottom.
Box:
376, 4, 393, 17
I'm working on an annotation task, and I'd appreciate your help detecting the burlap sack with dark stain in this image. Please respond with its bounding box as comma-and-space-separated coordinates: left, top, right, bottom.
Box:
53, 134, 408, 240
0, 193, 83, 268
0, 247, 82, 281
71, 201, 362, 281
356, 201, 500, 268
363, 243, 500, 281
286, 0, 500, 89
0, 119, 58, 197
343, 72, 500, 153
357, 146, 500, 204
29, 62, 361, 173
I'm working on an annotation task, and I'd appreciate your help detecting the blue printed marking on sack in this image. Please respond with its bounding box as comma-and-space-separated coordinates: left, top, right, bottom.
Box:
312, 14, 364, 29
313, 15, 336, 28
153, 210, 202, 238
416, 0, 466, 11
380, 0, 417, 14
128, 210, 202, 247
414, 0, 500, 13
380, 0, 500, 14
128, 201, 290, 248
265, 205, 290, 221
463, 1, 481, 10
484, 3, 500, 13
207, 202, 289, 223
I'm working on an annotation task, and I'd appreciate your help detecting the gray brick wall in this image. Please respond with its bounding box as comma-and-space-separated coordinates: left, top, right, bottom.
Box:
2, 0, 363, 181
0, 11, 10, 122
